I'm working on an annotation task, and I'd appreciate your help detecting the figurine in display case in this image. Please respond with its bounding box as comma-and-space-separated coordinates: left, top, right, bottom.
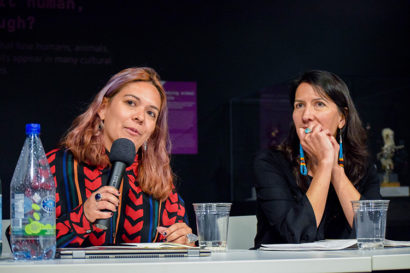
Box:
377, 128, 404, 185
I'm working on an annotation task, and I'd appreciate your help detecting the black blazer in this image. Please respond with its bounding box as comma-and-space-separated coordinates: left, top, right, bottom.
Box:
253, 149, 381, 248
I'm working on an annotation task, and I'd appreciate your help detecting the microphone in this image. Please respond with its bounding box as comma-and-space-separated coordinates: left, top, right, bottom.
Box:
94, 138, 136, 230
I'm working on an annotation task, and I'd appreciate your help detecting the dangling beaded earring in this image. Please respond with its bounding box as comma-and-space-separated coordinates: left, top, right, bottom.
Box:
143, 141, 147, 152
338, 129, 344, 167
299, 144, 307, 176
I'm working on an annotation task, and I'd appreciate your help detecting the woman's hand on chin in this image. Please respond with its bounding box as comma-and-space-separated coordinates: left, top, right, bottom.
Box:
299, 125, 335, 166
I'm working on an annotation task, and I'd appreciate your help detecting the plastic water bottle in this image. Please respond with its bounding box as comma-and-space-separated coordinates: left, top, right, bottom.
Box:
0, 177, 3, 256
10, 124, 56, 260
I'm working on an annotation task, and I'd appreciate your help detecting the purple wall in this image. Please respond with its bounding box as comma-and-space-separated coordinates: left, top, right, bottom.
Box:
163, 81, 198, 154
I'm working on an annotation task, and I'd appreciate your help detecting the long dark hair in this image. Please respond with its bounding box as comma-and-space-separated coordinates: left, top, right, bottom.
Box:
278, 70, 368, 191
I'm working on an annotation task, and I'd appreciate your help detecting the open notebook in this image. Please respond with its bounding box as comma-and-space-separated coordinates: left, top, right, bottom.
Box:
56, 243, 211, 259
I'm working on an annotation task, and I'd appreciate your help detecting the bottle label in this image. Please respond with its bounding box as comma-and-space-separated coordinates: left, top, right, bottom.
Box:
12, 218, 22, 230
41, 195, 55, 213
22, 195, 56, 236
12, 193, 24, 233
24, 221, 56, 236
14, 194, 25, 218
0, 194, 2, 243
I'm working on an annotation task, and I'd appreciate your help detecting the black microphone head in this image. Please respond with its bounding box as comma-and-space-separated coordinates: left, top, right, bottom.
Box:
108, 138, 136, 167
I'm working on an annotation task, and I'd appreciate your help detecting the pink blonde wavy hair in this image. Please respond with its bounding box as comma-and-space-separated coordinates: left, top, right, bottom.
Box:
61, 67, 174, 201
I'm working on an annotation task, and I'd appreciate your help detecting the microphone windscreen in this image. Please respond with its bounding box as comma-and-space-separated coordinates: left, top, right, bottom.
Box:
108, 138, 136, 167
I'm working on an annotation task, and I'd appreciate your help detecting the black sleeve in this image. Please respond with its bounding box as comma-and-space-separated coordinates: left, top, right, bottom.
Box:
359, 163, 382, 200
254, 150, 318, 243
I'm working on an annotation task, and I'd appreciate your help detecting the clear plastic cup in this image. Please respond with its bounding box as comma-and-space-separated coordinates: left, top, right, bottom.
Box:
193, 203, 232, 252
351, 200, 389, 250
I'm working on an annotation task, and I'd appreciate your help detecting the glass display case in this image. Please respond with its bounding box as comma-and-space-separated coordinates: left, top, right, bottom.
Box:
229, 83, 292, 202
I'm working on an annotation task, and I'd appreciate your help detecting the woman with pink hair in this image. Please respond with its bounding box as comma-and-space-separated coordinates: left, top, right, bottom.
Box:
47, 67, 194, 247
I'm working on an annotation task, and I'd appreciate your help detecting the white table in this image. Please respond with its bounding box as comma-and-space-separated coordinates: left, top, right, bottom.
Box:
369, 247, 410, 270
0, 248, 409, 273
0, 249, 369, 273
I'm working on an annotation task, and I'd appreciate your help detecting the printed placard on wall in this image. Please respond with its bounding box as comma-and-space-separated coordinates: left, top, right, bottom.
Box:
163, 82, 198, 154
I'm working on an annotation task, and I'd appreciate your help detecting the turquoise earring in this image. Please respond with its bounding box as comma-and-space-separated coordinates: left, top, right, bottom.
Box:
299, 144, 307, 176
338, 129, 344, 167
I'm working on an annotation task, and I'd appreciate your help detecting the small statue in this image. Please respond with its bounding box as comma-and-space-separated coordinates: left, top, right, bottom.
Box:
377, 128, 404, 183
269, 127, 280, 147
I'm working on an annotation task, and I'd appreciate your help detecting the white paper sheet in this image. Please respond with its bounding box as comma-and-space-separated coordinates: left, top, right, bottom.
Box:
260, 239, 410, 251
260, 239, 357, 251
384, 239, 410, 247
120, 242, 195, 249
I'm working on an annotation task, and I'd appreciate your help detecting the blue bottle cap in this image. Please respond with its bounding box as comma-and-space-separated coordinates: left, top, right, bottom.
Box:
26, 123, 41, 135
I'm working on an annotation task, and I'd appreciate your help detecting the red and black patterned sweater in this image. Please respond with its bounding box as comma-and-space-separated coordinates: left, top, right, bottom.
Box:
46, 148, 188, 247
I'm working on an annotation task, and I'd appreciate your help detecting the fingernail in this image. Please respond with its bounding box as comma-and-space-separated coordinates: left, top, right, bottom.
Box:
157, 226, 167, 235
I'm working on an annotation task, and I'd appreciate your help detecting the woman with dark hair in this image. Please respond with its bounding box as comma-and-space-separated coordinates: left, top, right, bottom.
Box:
47, 67, 194, 247
253, 70, 381, 248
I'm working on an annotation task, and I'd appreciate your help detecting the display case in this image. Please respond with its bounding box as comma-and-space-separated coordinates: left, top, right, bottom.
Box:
229, 84, 291, 202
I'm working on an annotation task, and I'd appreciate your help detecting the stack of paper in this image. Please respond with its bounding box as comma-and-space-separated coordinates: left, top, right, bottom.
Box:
384, 239, 410, 247
260, 239, 410, 251
260, 239, 357, 251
